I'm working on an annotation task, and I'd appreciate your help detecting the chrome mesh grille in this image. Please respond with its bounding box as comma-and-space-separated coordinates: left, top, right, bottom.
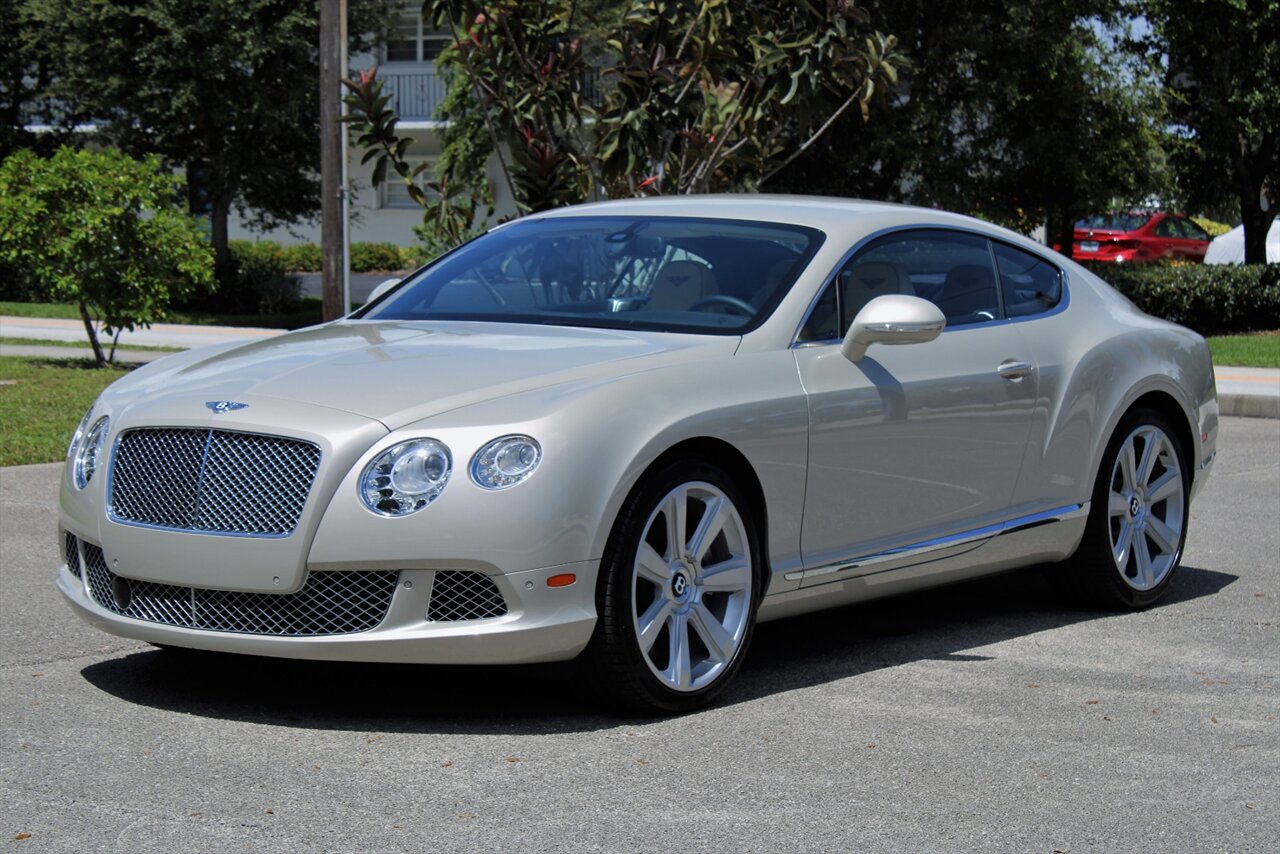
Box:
427, 570, 508, 622
78, 541, 396, 636
109, 428, 321, 536
63, 530, 81, 579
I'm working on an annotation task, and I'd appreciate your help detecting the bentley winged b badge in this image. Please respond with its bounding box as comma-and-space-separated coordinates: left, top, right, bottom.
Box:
205, 401, 249, 414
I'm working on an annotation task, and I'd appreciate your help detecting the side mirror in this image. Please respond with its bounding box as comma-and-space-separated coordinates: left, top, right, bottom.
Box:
366, 277, 402, 305
841, 294, 946, 363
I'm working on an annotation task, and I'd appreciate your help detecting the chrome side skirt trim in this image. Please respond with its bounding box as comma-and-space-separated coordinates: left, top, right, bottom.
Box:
784, 502, 1089, 582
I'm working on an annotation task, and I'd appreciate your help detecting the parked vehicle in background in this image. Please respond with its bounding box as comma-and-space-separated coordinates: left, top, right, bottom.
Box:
1069, 212, 1211, 263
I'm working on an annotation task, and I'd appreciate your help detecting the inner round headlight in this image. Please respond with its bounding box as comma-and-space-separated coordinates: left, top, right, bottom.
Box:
471, 435, 542, 490
73, 416, 110, 489
359, 438, 452, 516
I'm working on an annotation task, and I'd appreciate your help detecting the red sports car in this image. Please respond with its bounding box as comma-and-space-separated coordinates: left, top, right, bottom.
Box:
1069, 212, 1211, 263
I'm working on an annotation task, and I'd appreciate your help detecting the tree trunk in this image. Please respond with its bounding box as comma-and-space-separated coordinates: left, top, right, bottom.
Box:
1050, 210, 1076, 260
210, 196, 232, 271
78, 301, 106, 368
1241, 202, 1271, 265
1231, 133, 1273, 265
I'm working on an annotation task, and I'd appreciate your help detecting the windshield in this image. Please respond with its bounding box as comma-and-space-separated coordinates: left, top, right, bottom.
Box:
360, 216, 825, 334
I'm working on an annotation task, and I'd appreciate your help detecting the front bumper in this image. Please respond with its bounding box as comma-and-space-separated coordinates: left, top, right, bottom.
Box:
56, 553, 599, 665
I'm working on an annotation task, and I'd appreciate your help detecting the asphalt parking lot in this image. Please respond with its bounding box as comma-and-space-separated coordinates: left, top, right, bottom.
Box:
1, 417, 1276, 853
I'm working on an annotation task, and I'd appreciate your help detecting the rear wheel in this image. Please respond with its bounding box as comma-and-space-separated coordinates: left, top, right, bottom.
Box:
1073, 409, 1190, 608
587, 461, 760, 714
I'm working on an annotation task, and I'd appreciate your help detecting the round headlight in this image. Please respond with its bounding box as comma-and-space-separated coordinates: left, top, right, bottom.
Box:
67, 406, 95, 460
471, 435, 542, 490
73, 416, 110, 489
359, 438, 452, 516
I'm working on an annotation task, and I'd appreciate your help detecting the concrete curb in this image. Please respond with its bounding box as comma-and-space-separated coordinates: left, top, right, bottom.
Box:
1219, 393, 1280, 419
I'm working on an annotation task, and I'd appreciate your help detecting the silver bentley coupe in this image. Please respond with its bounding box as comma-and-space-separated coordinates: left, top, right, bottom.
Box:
58, 197, 1218, 713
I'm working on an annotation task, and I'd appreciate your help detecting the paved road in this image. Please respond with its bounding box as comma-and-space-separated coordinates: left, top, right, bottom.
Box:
1, 418, 1276, 852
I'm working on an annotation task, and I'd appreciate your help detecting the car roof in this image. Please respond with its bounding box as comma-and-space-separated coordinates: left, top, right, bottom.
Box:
526, 194, 980, 231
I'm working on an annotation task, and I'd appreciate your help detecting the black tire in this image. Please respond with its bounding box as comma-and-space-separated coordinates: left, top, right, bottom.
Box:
1071, 407, 1191, 609
585, 459, 762, 715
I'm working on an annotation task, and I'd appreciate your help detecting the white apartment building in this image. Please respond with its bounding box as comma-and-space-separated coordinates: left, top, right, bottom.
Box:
228, 12, 517, 246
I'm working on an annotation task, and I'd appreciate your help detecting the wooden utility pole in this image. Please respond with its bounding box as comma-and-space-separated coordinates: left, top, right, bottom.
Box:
319, 0, 344, 321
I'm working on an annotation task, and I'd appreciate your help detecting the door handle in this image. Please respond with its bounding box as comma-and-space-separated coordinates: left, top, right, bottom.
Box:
997, 359, 1034, 380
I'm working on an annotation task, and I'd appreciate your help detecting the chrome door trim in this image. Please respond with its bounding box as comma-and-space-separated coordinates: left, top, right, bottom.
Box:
784, 502, 1089, 582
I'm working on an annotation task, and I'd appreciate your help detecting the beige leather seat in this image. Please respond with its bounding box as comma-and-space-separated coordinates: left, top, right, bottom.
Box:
839, 260, 912, 326
646, 260, 718, 312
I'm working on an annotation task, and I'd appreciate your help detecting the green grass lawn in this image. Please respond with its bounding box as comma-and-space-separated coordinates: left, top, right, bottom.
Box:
1207, 333, 1280, 368
0, 336, 184, 353
0, 300, 323, 330
0, 356, 133, 467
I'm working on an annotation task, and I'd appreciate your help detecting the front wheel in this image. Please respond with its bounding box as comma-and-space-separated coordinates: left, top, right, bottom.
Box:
1072, 408, 1190, 609
587, 461, 760, 714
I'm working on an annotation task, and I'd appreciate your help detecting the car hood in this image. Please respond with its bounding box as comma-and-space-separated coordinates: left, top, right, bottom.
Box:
106, 320, 739, 429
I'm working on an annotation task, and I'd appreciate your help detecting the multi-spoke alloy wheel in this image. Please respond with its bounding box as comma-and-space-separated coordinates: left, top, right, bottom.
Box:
588, 461, 760, 713
1074, 409, 1190, 609
1106, 424, 1186, 591
632, 481, 754, 692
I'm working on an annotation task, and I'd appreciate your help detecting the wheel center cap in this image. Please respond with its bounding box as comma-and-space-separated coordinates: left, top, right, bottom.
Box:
1129, 496, 1142, 517
671, 570, 692, 600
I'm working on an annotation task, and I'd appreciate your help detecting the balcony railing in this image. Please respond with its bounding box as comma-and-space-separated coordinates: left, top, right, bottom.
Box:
379, 72, 448, 121
377, 70, 602, 122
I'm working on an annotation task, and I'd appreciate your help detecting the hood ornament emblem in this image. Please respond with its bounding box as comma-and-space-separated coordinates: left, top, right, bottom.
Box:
206, 401, 249, 414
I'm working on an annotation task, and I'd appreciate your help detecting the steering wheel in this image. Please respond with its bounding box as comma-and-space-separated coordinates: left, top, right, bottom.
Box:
688, 295, 757, 317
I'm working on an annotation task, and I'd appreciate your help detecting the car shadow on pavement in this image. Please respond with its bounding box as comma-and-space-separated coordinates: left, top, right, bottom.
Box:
79, 563, 1236, 733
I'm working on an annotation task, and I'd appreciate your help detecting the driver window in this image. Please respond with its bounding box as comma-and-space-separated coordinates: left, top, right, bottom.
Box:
798, 230, 1002, 341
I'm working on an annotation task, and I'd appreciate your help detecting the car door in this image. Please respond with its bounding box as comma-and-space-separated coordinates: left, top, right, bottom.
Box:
1153, 216, 1186, 260
793, 228, 1040, 583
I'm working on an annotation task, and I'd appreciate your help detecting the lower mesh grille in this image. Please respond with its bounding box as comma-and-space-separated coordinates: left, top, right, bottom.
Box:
428, 570, 508, 622
63, 531, 82, 579
77, 540, 397, 636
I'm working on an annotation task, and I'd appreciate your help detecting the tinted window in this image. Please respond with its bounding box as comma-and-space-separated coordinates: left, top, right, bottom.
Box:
797, 230, 1064, 342
1076, 213, 1151, 232
364, 216, 824, 335
994, 242, 1062, 318
856, 230, 999, 328
1178, 218, 1210, 241
1155, 217, 1179, 238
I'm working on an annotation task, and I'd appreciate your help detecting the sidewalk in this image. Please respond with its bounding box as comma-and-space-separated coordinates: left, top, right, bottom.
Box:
0, 314, 283, 349
2, 314, 1277, 417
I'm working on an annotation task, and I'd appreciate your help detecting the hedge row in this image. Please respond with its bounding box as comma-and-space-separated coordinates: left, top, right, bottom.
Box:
234, 240, 422, 274
1079, 261, 1280, 336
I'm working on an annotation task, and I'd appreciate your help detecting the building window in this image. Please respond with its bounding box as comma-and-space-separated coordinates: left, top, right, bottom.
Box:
380, 161, 439, 209
383, 12, 451, 63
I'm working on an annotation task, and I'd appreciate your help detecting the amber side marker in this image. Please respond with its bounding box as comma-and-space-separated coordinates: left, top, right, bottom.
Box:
547, 573, 577, 588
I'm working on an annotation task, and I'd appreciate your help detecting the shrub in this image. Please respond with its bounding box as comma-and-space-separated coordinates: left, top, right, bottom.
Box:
0, 147, 213, 365
350, 242, 412, 272
271, 241, 414, 272
1191, 217, 1233, 238
175, 240, 301, 315
280, 242, 324, 272
1080, 261, 1280, 336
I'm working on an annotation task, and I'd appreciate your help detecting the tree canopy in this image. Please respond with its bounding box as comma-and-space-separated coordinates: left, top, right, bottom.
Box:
29, 0, 398, 266
1147, 0, 1279, 264
764, 1, 1168, 255
0, 147, 214, 366
345, 0, 904, 218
